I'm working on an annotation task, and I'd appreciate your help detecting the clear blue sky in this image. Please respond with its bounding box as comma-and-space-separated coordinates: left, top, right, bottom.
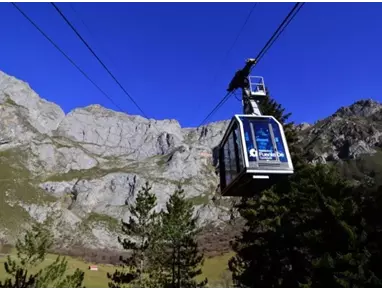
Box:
1, 2, 381, 127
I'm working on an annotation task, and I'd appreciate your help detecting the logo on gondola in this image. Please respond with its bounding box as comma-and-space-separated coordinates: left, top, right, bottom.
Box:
259, 151, 285, 158
249, 148, 257, 158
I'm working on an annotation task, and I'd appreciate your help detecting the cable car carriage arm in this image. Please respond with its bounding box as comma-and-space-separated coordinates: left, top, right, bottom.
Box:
227, 58, 257, 92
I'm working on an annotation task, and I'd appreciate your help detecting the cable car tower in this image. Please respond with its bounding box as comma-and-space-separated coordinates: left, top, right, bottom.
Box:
218, 59, 294, 197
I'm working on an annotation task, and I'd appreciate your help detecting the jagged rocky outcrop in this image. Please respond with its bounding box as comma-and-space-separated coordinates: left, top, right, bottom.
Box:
297, 99, 382, 163
0, 71, 65, 137
0, 70, 381, 250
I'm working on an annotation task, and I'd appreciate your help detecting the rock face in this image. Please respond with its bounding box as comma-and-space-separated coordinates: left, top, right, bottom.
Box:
0, 70, 381, 250
297, 99, 382, 163
0, 70, 227, 248
0, 71, 65, 136
56, 105, 184, 159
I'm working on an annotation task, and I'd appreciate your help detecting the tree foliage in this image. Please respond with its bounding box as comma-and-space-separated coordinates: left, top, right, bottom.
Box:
109, 183, 207, 288
229, 163, 376, 287
152, 185, 207, 288
108, 181, 160, 287
0, 223, 84, 288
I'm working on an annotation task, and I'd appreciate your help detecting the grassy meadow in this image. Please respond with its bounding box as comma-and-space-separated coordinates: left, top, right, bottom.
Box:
0, 249, 234, 288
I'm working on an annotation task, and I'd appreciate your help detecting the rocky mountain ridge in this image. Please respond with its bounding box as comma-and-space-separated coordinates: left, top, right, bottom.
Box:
0, 70, 381, 250
0, 70, 230, 249
298, 99, 382, 164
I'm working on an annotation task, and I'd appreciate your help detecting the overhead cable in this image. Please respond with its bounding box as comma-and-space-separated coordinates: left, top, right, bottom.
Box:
11, 2, 127, 113
198, 2, 305, 127
50, 2, 150, 119
211, 3, 258, 84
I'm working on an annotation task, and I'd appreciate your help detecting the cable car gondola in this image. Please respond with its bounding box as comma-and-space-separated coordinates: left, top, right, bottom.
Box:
218, 59, 294, 197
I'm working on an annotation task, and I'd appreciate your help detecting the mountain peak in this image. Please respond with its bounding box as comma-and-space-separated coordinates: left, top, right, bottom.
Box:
334, 98, 382, 118
0, 70, 65, 135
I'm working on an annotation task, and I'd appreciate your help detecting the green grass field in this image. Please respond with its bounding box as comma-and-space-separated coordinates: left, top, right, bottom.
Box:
0, 251, 234, 288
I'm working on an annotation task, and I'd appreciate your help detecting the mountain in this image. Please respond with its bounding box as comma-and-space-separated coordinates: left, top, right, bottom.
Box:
0, 70, 381, 253
0, 70, 231, 251
296, 99, 382, 187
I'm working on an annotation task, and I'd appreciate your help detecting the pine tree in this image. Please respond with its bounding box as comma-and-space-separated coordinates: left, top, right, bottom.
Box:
153, 185, 207, 288
296, 165, 382, 287
229, 162, 371, 287
108, 181, 160, 287
350, 184, 382, 287
0, 223, 84, 288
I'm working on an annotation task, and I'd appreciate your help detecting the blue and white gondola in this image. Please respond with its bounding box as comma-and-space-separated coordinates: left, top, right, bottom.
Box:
218, 114, 294, 197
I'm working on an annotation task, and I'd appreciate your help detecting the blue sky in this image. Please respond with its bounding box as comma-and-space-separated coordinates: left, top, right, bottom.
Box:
1, 2, 381, 127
